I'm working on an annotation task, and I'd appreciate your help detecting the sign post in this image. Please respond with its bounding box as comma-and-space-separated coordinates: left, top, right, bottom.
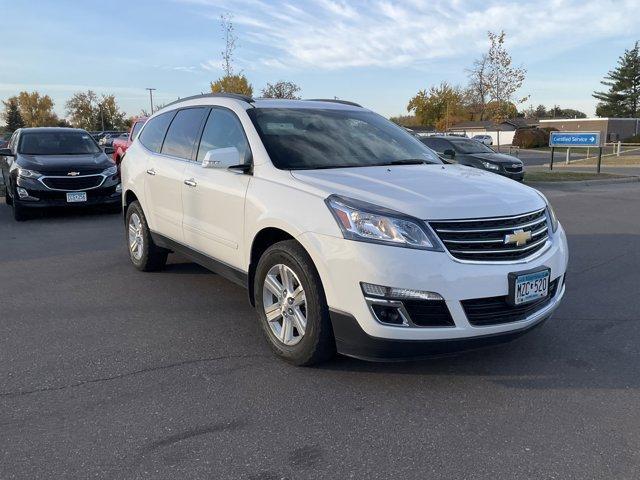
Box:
549, 132, 602, 172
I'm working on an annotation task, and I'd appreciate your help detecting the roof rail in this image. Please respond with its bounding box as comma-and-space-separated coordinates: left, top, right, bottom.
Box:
305, 98, 363, 108
163, 92, 255, 109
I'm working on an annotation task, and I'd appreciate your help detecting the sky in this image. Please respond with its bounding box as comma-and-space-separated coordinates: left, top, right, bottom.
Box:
2, 0, 639, 120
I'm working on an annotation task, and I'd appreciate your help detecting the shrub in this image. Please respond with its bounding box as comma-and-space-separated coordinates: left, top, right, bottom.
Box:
513, 127, 554, 148
623, 134, 640, 143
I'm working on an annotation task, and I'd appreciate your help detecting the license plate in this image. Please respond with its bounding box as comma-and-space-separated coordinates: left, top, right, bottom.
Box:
509, 268, 550, 305
66, 192, 87, 203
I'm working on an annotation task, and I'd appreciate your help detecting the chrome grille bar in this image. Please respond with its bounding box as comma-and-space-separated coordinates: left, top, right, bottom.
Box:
429, 208, 551, 262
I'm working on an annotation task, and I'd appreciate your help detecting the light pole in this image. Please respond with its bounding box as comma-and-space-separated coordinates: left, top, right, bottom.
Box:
146, 88, 156, 114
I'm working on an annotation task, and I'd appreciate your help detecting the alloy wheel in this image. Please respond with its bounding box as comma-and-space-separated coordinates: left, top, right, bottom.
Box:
262, 263, 307, 346
128, 212, 144, 261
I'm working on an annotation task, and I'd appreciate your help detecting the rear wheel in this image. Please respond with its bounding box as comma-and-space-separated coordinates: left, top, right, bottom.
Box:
254, 240, 335, 366
125, 201, 168, 271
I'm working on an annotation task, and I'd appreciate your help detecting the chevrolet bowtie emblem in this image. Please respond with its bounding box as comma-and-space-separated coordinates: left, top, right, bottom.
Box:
504, 229, 531, 247
67, 171, 80, 176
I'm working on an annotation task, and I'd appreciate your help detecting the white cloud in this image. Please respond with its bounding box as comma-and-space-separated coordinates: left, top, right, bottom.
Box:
178, 0, 640, 70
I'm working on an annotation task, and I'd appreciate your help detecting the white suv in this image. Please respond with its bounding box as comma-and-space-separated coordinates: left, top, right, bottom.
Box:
121, 94, 568, 365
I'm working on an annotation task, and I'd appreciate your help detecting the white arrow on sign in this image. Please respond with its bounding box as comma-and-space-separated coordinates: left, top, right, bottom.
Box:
590, 136, 595, 142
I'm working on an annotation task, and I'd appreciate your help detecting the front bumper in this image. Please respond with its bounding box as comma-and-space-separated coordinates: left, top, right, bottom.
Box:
14, 175, 121, 208
298, 224, 568, 352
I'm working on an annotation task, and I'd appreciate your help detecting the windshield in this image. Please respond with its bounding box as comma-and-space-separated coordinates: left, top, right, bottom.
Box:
450, 138, 494, 154
247, 108, 442, 170
18, 131, 101, 155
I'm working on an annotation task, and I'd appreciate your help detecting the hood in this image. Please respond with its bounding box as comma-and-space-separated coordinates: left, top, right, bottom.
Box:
291, 164, 544, 220
18, 152, 113, 175
468, 152, 523, 165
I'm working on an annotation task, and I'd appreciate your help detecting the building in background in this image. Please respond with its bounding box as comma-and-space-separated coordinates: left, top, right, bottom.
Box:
539, 118, 640, 142
447, 118, 536, 145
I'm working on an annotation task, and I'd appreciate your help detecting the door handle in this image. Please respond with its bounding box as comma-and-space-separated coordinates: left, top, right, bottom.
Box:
146, 168, 156, 176
184, 178, 197, 187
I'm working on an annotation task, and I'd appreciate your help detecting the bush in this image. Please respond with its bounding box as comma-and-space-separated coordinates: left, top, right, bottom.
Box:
623, 134, 640, 143
513, 127, 554, 148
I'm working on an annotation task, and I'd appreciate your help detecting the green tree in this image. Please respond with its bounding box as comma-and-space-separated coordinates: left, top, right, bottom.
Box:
2, 96, 25, 131
17, 91, 58, 127
66, 90, 128, 130
261, 80, 301, 99
66, 90, 98, 130
407, 82, 468, 130
593, 41, 640, 117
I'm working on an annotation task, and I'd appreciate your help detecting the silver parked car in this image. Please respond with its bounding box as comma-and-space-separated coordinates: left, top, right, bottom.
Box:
472, 134, 493, 145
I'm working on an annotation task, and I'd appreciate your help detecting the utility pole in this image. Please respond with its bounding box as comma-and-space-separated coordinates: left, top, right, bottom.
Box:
146, 88, 156, 114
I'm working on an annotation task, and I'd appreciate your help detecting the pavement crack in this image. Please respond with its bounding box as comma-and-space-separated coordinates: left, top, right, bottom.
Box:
0, 353, 267, 398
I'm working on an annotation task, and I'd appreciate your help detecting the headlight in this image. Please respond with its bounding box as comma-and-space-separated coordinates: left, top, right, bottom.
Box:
325, 195, 441, 251
537, 192, 559, 232
17, 168, 42, 179
480, 161, 500, 171
102, 165, 118, 176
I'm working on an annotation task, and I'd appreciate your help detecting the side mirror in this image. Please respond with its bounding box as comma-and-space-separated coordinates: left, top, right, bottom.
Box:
103, 146, 115, 155
443, 149, 456, 159
202, 147, 242, 169
0, 148, 14, 157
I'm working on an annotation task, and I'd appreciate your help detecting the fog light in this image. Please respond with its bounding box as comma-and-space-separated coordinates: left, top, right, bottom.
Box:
17, 187, 29, 199
361, 282, 443, 301
116, 183, 122, 193
371, 304, 405, 325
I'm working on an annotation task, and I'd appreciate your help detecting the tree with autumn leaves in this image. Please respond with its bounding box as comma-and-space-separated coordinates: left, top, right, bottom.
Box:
407, 31, 527, 138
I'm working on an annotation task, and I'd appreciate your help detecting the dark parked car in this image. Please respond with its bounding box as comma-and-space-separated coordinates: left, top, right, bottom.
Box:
0, 128, 121, 221
419, 135, 523, 181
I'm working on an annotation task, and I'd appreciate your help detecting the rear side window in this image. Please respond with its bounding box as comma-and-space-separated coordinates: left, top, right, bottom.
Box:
130, 121, 145, 140
197, 108, 251, 164
421, 137, 451, 152
161, 108, 209, 160
139, 111, 175, 153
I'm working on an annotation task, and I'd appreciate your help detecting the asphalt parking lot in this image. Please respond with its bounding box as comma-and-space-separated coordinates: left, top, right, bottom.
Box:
1, 183, 639, 480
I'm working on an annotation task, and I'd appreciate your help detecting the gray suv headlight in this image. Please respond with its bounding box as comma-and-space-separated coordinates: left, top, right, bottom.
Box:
325, 195, 442, 251
17, 168, 42, 179
102, 165, 118, 176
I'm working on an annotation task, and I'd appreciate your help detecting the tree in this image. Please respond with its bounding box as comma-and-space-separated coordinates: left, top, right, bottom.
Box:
66, 90, 128, 130
466, 54, 490, 120
2, 96, 25, 131
66, 90, 99, 130
211, 75, 253, 96
593, 41, 640, 118
210, 13, 253, 96
484, 31, 528, 146
17, 91, 58, 127
261, 81, 301, 99
407, 82, 468, 130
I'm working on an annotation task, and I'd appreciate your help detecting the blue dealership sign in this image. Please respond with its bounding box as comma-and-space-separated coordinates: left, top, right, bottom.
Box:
549, 131, 601, 147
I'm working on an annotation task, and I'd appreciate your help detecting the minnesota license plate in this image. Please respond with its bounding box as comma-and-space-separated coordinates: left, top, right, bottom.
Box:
66, 192, 87, 203
509, 268, 550, 305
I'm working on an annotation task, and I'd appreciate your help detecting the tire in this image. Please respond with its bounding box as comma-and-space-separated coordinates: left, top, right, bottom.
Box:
125, 201, 168, 272
253, 240, 335, 366
5, 190, 13, 206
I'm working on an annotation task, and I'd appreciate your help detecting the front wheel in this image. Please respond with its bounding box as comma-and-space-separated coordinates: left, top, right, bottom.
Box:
254, 240, 335, 366
125, 201, 168, 271
12, 197, 27, 221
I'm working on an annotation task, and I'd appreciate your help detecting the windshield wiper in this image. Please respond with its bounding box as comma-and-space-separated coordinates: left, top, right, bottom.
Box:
374, 159, 437, 166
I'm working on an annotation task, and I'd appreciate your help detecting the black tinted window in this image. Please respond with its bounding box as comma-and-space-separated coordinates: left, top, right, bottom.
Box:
139, 111, 175, 153
420, 137, 451, 152
248, 108, 440, 170
162, 108, 208, 160
18, 131, 101, 155
197, 108, 251, 163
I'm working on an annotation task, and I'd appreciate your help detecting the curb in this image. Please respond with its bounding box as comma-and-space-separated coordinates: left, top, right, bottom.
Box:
527, 176, 640, 188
